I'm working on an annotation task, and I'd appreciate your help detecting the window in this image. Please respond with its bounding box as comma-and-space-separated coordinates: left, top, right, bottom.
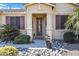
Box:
10, 16, 20, 29
6, 16, 25, 29
56, 15, 68, 29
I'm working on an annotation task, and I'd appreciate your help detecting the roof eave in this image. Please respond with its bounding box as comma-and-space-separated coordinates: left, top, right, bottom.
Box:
24, 3, 55, 7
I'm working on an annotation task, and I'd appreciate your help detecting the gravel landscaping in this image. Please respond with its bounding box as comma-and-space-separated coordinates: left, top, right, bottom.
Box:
53, 40, 79, 56
17, 48, 53, 56
0, 39, 79, 56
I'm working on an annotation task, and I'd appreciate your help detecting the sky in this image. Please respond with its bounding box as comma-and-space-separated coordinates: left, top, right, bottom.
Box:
0, 3, 24, 9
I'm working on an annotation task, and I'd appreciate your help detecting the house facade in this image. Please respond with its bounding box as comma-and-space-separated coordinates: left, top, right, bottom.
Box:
0, 3, 79, 41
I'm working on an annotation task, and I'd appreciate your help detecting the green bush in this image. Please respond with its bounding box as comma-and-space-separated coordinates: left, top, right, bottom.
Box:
0, 46, 18, 56
0, 24, 20, 42
14, 35, 31, 44
63, 32, 76, 43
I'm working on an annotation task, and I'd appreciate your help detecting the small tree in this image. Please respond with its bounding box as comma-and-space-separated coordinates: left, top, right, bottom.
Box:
65, 8, 79, 39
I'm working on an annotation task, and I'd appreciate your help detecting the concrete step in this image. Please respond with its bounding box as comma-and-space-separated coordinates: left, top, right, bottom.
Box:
34, 36, 44, 39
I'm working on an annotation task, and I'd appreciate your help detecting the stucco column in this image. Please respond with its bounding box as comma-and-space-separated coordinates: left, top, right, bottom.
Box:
26, 13, 33, 42
46, 13, 53, 40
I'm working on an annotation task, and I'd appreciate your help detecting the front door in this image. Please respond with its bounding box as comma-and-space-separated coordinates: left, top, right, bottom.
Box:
36, 17, 42, 36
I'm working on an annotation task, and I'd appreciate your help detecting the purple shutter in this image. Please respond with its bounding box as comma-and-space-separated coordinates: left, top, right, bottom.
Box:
20, 16, 25, 29
6, 16, 10, 25
56, 15, 61, 29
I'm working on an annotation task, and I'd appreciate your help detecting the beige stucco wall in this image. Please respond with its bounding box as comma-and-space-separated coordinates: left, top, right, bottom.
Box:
52, 3, 78, 40
0, 15, 6, 25
26, 3, 53, 14
0, 3, 79, 40
26, 3, 53, 40
0, 13, 27, 34
27, 3, 78, 40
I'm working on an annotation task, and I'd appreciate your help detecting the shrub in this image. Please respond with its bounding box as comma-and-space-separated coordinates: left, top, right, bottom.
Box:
14, 35, 31, 44
0, 24, 20, 42
63, 32, 75, 43
0, 46, 18, 56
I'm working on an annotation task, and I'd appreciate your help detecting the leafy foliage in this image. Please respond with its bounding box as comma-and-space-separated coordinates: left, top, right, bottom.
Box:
63, 32, 75, 43
0, 24, 20, 42
65, 8, 79, 35
0, 46, 18, 56
14, 35, 31, 44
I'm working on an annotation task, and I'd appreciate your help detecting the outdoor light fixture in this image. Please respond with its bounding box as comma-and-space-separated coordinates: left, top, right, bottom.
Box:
38, 4, 41, 10
38, 3, 42, 11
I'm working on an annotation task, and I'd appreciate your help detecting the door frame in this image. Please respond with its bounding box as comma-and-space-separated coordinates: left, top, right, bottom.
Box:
32, 14, 46, 38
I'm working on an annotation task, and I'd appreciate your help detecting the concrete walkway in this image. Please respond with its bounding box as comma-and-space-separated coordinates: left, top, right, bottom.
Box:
0, 39, 46, 48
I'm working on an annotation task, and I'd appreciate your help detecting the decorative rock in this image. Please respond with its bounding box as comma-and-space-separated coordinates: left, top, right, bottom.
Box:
17, 48, 54, 56
18, 51, 23, 56
1, 40, 75, 56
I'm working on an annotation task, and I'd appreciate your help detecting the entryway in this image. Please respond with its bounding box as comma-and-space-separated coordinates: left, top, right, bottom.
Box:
32, 14, 46, 39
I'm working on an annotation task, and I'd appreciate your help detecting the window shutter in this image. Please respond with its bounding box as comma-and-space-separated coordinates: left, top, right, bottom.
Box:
20, 16, 25, 29
56, 15, 61, 29
6, 16, 10, 25
61, 15, 68, 29
15, 17, 20, 29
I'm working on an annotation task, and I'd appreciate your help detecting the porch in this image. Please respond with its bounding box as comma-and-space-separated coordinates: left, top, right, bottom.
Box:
26, 13, 53, 41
